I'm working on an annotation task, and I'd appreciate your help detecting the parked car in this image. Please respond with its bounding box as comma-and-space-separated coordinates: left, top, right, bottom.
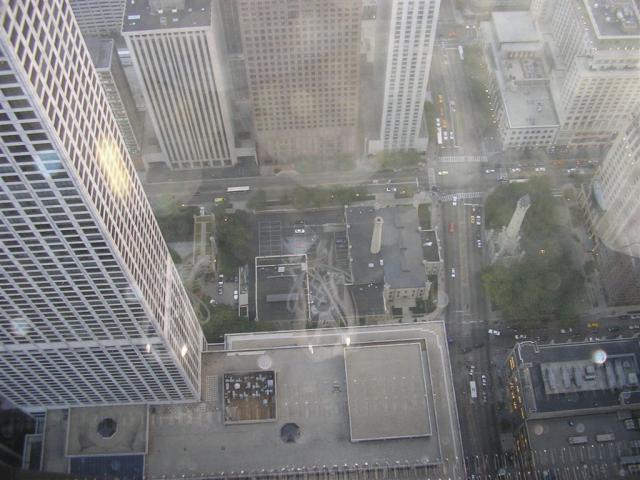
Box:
515, 334, 527, 340
481, 374, 487, 387
451, 268, 456, 278
233, 290, 239, 301
437, 170, 449, 175
476, 239, 482, 248
452, 195, 458, 206
488, 329, 501, 336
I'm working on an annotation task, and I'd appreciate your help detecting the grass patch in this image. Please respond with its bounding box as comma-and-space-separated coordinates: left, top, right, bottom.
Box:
418, 203, 431, 229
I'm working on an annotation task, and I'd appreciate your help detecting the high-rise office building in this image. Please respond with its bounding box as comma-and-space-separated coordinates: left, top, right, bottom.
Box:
534, 0, 640, 148
590, 111, 640, 250
85, 36, 142, 163
122, 0, 237, 170
70, 0, 126, 37
0, 0, 204, 411
581, 110, 640, 306
236, 0, 362, 165
371, 0, 440, 153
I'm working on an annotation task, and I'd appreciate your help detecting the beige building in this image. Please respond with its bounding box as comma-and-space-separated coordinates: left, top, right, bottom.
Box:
482, 11, 559, 150
534, 0, 640, 148
0, 0, 203, 411
236, 0, 362, 165
581, 110, 640, 305
122, 0, 238, 170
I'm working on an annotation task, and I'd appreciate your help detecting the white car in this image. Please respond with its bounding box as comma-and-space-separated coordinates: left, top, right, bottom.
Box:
451, 268, 456, 278
476, 239, 482, 248
476, 215, 481, 224
436, 118, 441, 127
488, 329, 501, 336
481, 374, 487, 386
386, 186, 397, 192
511, 167, 521, 173
437, 170, 449, 176
534, 166, 546, 172
515, 334, 527, 340
452, 195, 458, 206
233, 290, 239, 301
443, 131, 449, 141
450, 132, 455, 142
485, 168, 496, 174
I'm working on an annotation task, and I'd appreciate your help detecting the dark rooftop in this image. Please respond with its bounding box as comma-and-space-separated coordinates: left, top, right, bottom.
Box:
584, 0, 640, 38
255, 255, 310, 325
346, 283, 386, 317
514, 339, 640, 416
122, 0, 212, 33
346, 206, 427, 289
421, 230, 440, 263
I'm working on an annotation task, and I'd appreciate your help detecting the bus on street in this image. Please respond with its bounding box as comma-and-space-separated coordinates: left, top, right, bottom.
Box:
226, 186, 251, 193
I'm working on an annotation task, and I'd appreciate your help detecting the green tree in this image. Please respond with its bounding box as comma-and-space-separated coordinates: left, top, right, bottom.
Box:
200, 305, 262, 343
246, 189, 267, 211
215, 211, 256, 276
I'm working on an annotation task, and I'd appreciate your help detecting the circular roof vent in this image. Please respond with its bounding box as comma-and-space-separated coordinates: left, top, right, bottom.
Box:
280, 423, 300, 443
97, 418, 117, 439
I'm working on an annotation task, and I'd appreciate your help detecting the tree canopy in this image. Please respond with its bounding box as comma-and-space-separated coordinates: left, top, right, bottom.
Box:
214, 210, 256, 276
200, 305, 264, 343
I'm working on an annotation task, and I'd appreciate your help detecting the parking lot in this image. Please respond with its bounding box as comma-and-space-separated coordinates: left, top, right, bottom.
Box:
253, 210, 356, 328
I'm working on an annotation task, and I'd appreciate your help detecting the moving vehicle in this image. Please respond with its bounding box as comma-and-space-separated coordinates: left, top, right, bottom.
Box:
481, 374, 487, 387
458, 45, 464, 61
448, 223, 455, 233
227, 186, 251, 193
451, 268, 456, 278
437, 170, 449, 175
436, 128, 443, 145
233, 290, 239, 301
470, 380, 477, 399
294, 220, 306, 234
452, 195, 458, 206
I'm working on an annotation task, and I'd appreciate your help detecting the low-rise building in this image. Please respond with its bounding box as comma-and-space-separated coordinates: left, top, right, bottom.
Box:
39, 323, 465, 479
346, 206, 429, 315
481, 11, 559, 150
505, 340, 640, 476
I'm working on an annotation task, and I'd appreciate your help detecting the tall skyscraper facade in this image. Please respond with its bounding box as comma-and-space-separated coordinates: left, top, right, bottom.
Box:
122, 0, 237, 170
236, 0, 362, 165
534, 0, 640, 147
374, 0, 440, 152
69, 0, 126, 37
589, 110, 640, 252
0, 0, 204, 411
86, 36, 142, 162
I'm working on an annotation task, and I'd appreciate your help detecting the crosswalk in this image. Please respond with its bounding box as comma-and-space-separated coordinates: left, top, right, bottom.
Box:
440, 191, 484, 201
439, 155, 488, 163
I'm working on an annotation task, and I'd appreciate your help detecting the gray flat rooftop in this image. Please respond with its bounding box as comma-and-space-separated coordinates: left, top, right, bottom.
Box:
491, 11, 541, 44
584, 0, 640, 39
345, 343, 431, 441
143, 323, 465, 479
255, 255, 309, 325
502, 83, 559, 128
85, 36, 113, 71
421, 230, 440, 263
346, 206, 427, 289
526, 411, 640, 473
66, 404, 148, 456
515, 339, 640, 415
122, 0, 212, 33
